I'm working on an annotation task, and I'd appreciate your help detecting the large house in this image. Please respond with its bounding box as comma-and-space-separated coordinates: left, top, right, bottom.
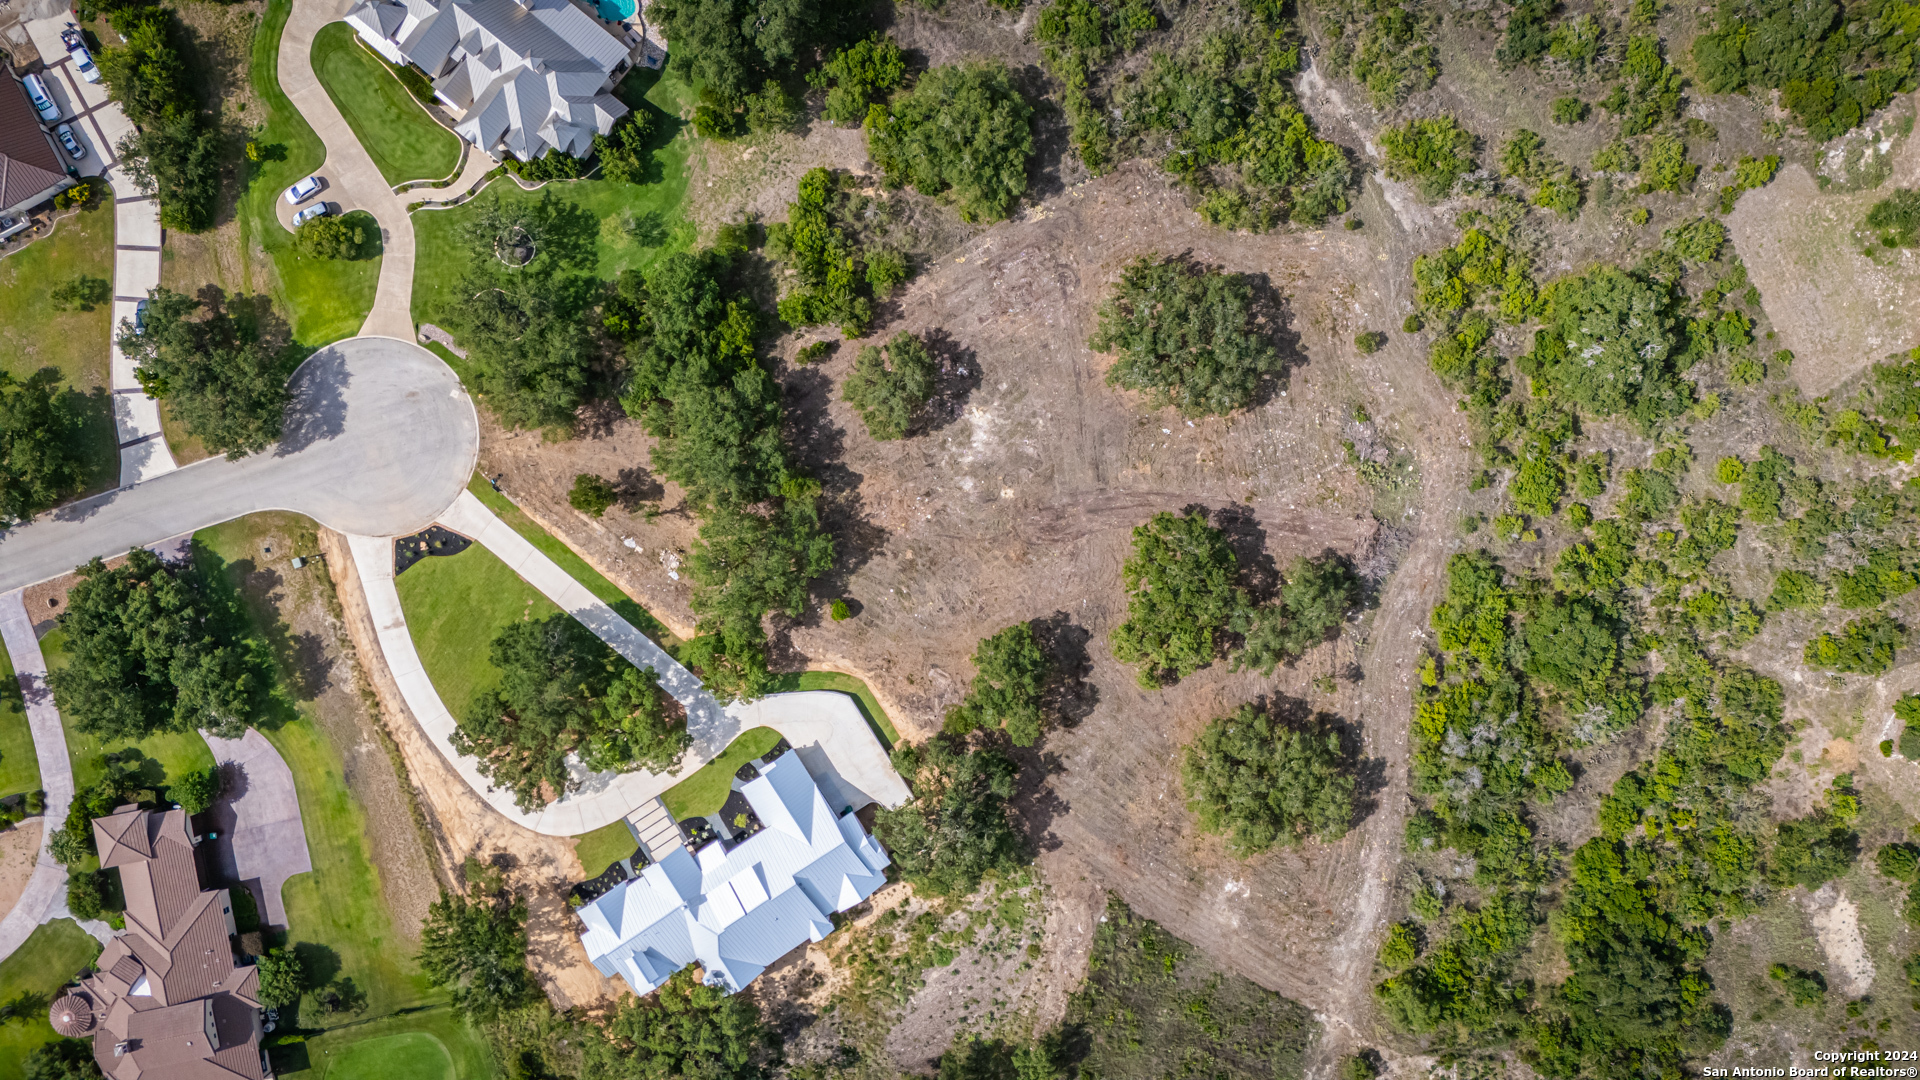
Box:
343, 0, 636, 162
0, 71, 74, 226
48, 805, 269, 1080
578, 746, 892, 997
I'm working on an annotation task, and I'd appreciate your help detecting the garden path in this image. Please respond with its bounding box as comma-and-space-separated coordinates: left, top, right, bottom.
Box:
0, 592, 77, 959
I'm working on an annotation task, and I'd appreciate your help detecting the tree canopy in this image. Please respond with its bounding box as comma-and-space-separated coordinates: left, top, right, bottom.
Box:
843, 331, 937, 440
48, 549, 262, 741
944, 621, 1052, 746
1182, 702, 1358, 855
1090, 257, 1281, 417
874, 734, 1027, 896
1693, 0, 1920, 139
254, 947, 307, 1009
120, 287, 300, 459
1518, 265, 1696, 426
98, 8, 219, 231
24, 1039, 101, 1080
0, 367, 92, 527
1233, 554, 1362, 675
813, 33, 907, 124
453, 614, 687, 809
583, 968, 779, 1079
646, 0, 863, 102
418, 891, 538, 1022
868, 62, 1034, 223
1380, 115, 1476, 201
1110, 510, 1245, 687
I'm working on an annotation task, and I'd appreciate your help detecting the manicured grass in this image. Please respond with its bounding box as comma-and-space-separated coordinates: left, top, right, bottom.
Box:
466, 474, 676, 644
189, 517, 488, 1070
241, 0, 380, 347
573, 817, 639, 879
0, 204, 123, 500
0, 645, 39, 801
40, 627, 216, 794
660, 727, 780, 821
311, 23, 460, 186
410, 66, 698, 330
394, 542, 561, 718
770, 672, 899, 749
300, 1007, 489, 1079
0, 919, 101, 1080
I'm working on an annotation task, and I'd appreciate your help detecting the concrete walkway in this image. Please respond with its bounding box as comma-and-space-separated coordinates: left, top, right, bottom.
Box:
276, 0, 417, 339
0, 337, 479, 595
0, 592, 78, 959
347, 489, 910, 836
199, 729, 313, 929
23, 12, 178, 486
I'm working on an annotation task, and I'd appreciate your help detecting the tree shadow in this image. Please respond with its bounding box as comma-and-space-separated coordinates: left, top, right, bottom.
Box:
778, 365, 884, 629
1007, 744, 1070, 855
615, 465, 666, 507
293, 942, 342, 990
1209, 503, 1280, 604
1243, 269, 1307, 407
276, 346, 349, 455
528, 190, 602, 273
916, 326, 980, 437
1031, 610, 1098, 730
1016, 63, 1074, 208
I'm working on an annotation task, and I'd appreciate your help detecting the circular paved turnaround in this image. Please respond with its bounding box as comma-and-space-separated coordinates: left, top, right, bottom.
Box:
0, 337, 479, 594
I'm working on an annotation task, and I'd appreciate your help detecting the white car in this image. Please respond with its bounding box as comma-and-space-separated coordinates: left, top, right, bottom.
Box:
55, 124, 85, 161
62, 28, 100, 84
22, 73, 59, 124
293, 203, 331, 226
284, 175, 322, 205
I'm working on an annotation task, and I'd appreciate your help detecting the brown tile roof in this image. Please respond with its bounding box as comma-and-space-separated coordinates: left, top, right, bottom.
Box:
97, 806, 155, 867
0, 72, 65, 215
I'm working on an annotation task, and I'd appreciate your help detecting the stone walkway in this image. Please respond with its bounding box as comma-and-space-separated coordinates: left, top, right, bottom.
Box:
23, 12, 177, 486
347, 490, 911, 836
0, 591, 77, 959
199, 729, 313, 929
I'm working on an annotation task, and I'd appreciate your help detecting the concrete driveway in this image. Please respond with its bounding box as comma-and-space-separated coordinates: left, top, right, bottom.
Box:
198, 729, 314, 930
0, 336, 478, 594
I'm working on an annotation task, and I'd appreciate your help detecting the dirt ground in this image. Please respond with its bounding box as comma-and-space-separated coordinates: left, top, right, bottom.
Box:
0, 821, 43, 922
319, 528, 622, 1011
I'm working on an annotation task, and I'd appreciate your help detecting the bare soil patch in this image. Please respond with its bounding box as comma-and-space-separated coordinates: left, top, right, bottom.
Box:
0, 821, 43, 921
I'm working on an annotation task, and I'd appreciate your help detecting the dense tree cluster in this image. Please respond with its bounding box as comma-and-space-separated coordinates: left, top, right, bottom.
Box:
453, 614, 687, 809
766, 168, 907, 335
582, 969, 778, 1078
49, 549, 263, 741
0, 368, 92, 527
1231, 554, 1362, 675
943, 621, 1051, 746
868, 62, 1034, 223
120, 288, 301, 459
1693, 0, 1920, 138
1520, 264, 1697, 426
1089, 257, 1282, 417
843, 331, 936, 441
419, 891, 539, 1021
1182, 702, 1357, 855
874, 734, 1026, 896
1380, 115, 1477, 201
811, 33, 906, 124
645, 0, 861, 104
98, 7, 221, 232
591, 112, 658, 185
1318, 0, 1439, 106
1110, 510, 1245, 686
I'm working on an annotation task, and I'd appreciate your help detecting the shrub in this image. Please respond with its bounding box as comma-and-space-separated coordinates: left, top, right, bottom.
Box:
1865, 189, 1920, 249
812, 33, 907, 124
1402, 313, 1424, 333
1354, 330, 1387, 354
1231, 554, 1362, 675
1551, 96, 1589, 124
569, 473, 617, 517
943, 621, 1051, 745
1878, 843, 1920, 882
1380, 115, 1476, 201
294, 215, 365, 260
1319, 0, 1439, 107
256, 946, 307, 1009
1804, 612, 1905, 674
1110, 510, 1244, 687
1769, 964, 1828, 1006
1639, 133, 1695, 193
172, 766, 223, 814
1898, 694, 1920, 757
1663, 217, 1726, 263
874, 735, 1026, 895
1182, 701, 1358, 854
830, 598, 851, 621
1715, 456, 1745, 483
1090, 256, 1280, 416
843, 331, 937, 440
868, 62, 1034, 223
767, 168, 883, 334
592, 112, 658, 184
584, 968, 779, 1077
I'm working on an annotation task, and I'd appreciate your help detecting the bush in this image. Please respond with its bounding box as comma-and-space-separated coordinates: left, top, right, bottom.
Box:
1768, 964, 1828, 1007
1715, 456, 1745, 483
24, 1038, 100, 1080
1402, 313, 1424, 333
812, 33, 906, 124
1550, 96, 1589, 124
868, 62, 1034, 223
1804, 612, 1905, 675
943, 621, 1051, 745
843, 331, 937, 440
0, 367, 92, 527
1900, 695, 1920, 757
592, 112, 658, 184
569, 473, 617, 517
1231, 554, 1362, 675
1110, 510, 1244, 687
1380, 115, 1476, 201
1639, 133, 1695, 193
767, 168, 880, 334
830, 598, 851, 620
1090, 256, 1280, 416
256, 946, 307, 1009
1354, 330, 1387, 354
65, 868, 111, 921
1319, 0, 1438, 107
1865, 189, 1920, 249
119, 287, 299, 459
585, 968, 779, 1076
1182, 701, 1357, 854
874, 735, 1027, 896
294, 215, 365, 260
48, 274, 110, 312
172, 766, 223, 814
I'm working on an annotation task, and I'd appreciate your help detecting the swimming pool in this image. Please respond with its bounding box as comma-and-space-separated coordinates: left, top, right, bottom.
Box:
597, 0, 635, 20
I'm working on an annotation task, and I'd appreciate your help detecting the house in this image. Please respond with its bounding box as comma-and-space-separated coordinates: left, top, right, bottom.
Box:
578, 746, 891, 997
0, 70, 74, 224
343, 0, 637, 162
47, 805, 270, 1080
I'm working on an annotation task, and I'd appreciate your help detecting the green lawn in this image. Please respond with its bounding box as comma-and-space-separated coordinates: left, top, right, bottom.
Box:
770, 672, 899, 749
0, 919, 101, 1080
310, 23, 460, 186
40, 627, 216, 794
298, 1007, 486, 1079
0, 645, 38, 801
394, 542, 560, 718
465, 474, 676, 644
240, 0, 381, 346
0, 203, 123, 501
188, 516, 490, 1074
661, 727, 780, 821
410, 65, 698, 330
573, 817, 639, 879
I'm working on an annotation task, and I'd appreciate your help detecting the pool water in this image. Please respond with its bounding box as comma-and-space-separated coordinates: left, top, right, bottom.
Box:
597, 0, 635, 20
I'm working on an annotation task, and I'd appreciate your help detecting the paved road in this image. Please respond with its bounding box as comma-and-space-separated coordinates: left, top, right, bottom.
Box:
199, 729, 314, 929
0, 336, 479, 594
22, 12, 178, 486
349, 491, 911, 836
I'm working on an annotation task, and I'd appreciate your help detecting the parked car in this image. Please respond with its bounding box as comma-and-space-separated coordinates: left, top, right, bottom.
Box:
55, 124, 85, 161
284, 175, 322, 205
62, 28, 100, 84
22, 73, 60, 124
132, 298, 148, 334
293, 203, 330, 226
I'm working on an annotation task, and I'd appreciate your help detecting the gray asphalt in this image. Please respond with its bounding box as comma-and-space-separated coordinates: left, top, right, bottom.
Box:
0, 336, 479, 593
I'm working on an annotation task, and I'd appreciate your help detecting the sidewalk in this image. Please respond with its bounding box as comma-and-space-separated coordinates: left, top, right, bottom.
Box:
0, 592, 78, 959
23, 12, 178, 487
